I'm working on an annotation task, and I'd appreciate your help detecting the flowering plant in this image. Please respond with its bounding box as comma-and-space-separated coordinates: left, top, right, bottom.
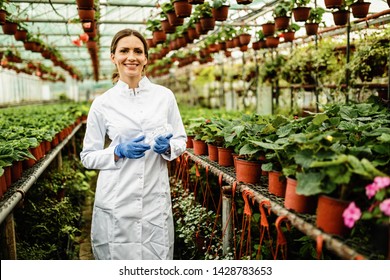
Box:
343, 176, 390, 228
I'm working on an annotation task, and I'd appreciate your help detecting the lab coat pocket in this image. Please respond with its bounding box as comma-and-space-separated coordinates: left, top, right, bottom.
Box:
91, 206, 114, 246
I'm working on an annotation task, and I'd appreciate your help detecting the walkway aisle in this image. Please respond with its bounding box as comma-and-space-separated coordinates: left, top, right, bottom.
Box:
78, 194, 94, 260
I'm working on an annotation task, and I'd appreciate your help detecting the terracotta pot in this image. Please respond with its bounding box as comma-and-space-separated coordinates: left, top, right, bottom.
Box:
235, 158, 262, 185
292, 7, 311, 22
152, 30, 166, 44
4, 166, 12, 189
76, 0, 94, 9
266, 36, 279, 48
174, 1, 192, 18
0, 9, 6, 25
200, 16, 215, 31
274, 16, 290, 30
188, 0, 204, 3
78, 8, 95, 21
14, 29, 28, 41
350, 2, 370, 18
333, 10, 350, 26
186, 136, 194, 148
282, 31, 295, 42
236, 0, 253, 4
239, 33, 251, 46
262, 22, 275, 37
316, 195, 350, 236
212, 6, 229, 21
11, 161, 23, 183
305, 23, 319, 36
0, 174, 6, 197
161, 19, 176, 34
167, 11, 184, 26
324, 0, 343, 8
217, 147, 234, 167
268, 171, 286, 198
207, 144, 219, 162
284, 177, 317, 214
2, 21, 18, 35
187, 27, 200, 40
193, 139, 208, 155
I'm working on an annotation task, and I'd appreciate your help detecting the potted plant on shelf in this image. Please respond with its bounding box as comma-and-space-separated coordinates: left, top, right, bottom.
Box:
332, 3, 351, 26
162, 1, 184, 26
197, 1, 215, 32
273, 0, 291, 31
146, 18, 166, 45
305, 7, 325, 36
172, 0, 192, 18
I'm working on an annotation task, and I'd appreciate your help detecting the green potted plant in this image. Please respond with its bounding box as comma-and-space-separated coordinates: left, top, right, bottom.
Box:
212, 0, 229, 21
291, 0, 311, 22
282, 22, 300, 42
305, 7, 325, 36
273, 0, 291, 30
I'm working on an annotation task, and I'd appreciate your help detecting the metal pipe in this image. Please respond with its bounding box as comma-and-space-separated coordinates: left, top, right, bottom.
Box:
222, 186, 232, 256
0, 122, 82, 225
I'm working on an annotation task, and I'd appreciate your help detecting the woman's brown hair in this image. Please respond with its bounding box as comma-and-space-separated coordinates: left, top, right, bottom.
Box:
111, 29, 149, 84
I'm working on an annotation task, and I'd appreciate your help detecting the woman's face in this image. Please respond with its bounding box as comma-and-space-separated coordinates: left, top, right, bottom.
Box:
110, 35, 147, 80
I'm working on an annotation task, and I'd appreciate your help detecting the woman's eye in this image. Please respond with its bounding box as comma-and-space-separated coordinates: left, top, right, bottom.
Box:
119, 49, 128, 53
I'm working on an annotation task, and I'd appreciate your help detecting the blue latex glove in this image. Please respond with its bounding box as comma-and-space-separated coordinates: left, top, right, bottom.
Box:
114, 135, 151, 159
153, 133, 173, 154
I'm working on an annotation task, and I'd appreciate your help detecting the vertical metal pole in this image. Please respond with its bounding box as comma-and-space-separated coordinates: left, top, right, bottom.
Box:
0, 214, 17, 259
254, 50, 260, 113
345, 9, 351, 104
388, 49, 390, 100
222, 186, 232, 256
230, 58, 234, 110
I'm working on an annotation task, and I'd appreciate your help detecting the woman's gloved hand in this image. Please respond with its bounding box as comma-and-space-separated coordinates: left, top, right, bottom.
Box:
153, 133, 173, 154
114, 135, 151, 159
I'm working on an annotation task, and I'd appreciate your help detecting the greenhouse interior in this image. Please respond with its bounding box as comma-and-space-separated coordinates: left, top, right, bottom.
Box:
0, 0, 389, 262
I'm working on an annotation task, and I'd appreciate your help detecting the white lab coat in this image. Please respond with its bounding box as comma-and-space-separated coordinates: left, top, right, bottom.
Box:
80, 77, 187, 260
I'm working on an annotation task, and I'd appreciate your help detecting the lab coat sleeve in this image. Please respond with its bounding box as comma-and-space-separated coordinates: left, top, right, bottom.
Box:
80, 100, 122, 170
162, 92, 187, 161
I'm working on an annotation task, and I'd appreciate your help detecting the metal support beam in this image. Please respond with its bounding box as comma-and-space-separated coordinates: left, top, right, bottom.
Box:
222, 186, 233, 256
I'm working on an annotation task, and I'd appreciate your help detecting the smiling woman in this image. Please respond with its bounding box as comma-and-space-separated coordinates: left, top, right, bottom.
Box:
80, 28, 188, 260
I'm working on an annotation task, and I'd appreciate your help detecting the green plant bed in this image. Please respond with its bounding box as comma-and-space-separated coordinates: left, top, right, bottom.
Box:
13, 155, 95, 260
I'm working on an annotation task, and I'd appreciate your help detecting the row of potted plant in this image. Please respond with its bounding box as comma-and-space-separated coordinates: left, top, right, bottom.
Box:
0, 102, 90, 199
183, 96, 389, 255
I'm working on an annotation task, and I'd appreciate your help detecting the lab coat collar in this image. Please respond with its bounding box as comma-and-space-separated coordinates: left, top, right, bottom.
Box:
116, 76, 151, 96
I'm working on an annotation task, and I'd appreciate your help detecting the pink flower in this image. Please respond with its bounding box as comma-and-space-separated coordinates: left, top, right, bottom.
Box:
365, 176, 390, 199
379, 199, 390, 217
343, 202, 362, 228
373, 177, 390, 189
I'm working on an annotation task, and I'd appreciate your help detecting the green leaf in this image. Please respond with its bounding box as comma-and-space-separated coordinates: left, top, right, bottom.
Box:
312, 113, 329, 126
296, 172, 326, 196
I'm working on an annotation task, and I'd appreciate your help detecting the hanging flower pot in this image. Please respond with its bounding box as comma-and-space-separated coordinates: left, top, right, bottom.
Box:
78, 8, 95, 21
252, 40, 261, 50
332, 10, 350, 26
265, 36, 279, 48
240, 45, 248, 52
0, 9, 7, 25
14, 29, 28, 41
261, 22, 275, 37
292, 7, 311, 22
76, 0, 94, 9
212, 5, 229, 21
316, 195, 351, 236
188, 0, 204, 4
173, 0, 192, 18
187, 26, 200, 40
2, 21, 18, 35
274, 16, 290, 31
239, 33, 251, 46
200, 16, 215, 31
235, 158, 262, 185
282, 31, 295, 42
305, 22, 319, 36
236, 0, 253, 4
152, 30, 166, 44
161, 19, 176, 34
324, 0, 343, 8
350, 1, 371, 18
167, 11, 184, 26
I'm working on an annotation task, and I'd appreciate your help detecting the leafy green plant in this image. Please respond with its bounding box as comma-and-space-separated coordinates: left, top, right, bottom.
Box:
273, 1, 291, 17
212, 0, 230, 9
306, 7, 325, 24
